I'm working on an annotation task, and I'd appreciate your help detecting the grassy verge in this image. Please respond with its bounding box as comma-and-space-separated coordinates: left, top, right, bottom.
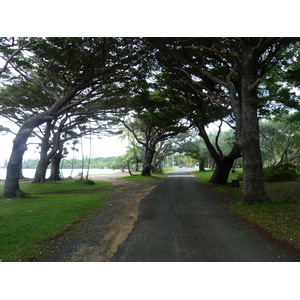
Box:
0, 180, 112, 262
121, 172, 167, 181
194, 170, 300, 250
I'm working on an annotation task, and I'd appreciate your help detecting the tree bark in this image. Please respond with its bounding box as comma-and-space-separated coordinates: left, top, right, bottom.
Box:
48, 151, 63, 181
32, 121, 52, 183
235, 40, 272, 203
198, 158, 205, 171
3, 122, 36, 197
209, 157, 235, 184
141, 147, 155, 176
196, 119, 242, 184
32, 158, 51, 183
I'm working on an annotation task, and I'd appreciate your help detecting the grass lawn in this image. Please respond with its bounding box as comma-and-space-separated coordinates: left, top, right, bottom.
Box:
0, 180, 112, 262
194, 169, 300, 250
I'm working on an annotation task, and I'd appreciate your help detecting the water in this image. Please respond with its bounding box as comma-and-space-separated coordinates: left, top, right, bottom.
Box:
0, 168, 120, 180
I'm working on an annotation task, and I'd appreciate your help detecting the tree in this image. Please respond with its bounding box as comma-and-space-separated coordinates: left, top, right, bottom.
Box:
1, 37, 144, 197
0, 38, 29, 76
175, 130, 210, 171
121, 90, 191, 176
151, 37, 298, 203
151, 68, 241, 184
260, 114, 300, 166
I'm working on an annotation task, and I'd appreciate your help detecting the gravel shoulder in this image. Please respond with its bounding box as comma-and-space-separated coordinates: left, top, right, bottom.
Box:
37, 174, 160, 262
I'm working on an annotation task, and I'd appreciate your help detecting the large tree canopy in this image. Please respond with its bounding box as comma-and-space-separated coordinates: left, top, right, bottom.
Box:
120, 90, 191, 176
1, 37, 146, 197
1, 37, 299, 203
149, 37, 299, 203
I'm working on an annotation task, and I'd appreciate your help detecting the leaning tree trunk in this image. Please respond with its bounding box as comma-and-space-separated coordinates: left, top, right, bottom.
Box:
3, 123, 35, 197
196, 121, 242, 184
209, 158, 236, 184
32, 158, 51, 183
32, 121, 52, 183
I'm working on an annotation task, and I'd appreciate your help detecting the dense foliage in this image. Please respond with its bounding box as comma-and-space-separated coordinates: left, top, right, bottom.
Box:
264, 162, 298, 182
1, 37, 300, 202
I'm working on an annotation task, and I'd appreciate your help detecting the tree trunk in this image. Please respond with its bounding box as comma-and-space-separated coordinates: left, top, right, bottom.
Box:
32, 121, 52, 183
141, 147, 155, 176
199, 159, 205, 171
48, 151, 63, 181
196, 120, 242, 184
3, 140, 26, 197
3, 123, 36, 197
209, 157, 236, 184
134, 155, 139, 171
141, 165, 151, 176
236, 41, 272, 203
32, 159, 51, 183
19, 163, 25, 180
151, 151, 158, 173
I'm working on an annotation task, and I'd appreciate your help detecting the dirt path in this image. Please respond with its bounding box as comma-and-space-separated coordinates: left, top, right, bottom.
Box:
38, 174, 160, 262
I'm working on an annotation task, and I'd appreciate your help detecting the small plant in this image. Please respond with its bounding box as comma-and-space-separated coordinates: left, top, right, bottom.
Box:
264, 162, 298, 182
83, 179, 95, 185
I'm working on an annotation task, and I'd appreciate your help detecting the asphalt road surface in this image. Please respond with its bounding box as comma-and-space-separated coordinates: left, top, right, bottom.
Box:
111, 169, 299, 262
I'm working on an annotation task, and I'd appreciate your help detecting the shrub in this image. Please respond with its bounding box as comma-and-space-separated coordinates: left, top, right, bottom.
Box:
264, 162, 298, 182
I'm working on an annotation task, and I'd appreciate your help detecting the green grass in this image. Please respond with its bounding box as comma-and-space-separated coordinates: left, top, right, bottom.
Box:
194, 169, 300, 250
121, 173, 166, 181
193, 169, 243, 184
19, 179, 111, 194
0, 180, 112, 262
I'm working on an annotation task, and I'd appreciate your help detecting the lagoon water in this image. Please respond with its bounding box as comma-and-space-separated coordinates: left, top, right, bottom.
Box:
0, 168, 119, 180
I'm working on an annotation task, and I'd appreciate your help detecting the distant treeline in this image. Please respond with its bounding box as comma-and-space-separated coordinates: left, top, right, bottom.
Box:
22, 156, 119, 169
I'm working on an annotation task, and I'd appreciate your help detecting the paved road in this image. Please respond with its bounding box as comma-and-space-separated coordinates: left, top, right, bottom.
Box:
111, 169, 299, 262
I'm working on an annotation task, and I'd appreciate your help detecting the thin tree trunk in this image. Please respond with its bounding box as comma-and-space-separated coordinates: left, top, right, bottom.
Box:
85, 130, 92, 181
32, 121, 52, 183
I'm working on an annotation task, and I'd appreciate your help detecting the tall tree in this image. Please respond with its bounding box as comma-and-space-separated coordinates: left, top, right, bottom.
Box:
1, 37, 144, 197
151, 37, 297, 203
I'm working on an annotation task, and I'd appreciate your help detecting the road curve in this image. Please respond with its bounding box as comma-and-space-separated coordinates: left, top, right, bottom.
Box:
111, 169, 299, 262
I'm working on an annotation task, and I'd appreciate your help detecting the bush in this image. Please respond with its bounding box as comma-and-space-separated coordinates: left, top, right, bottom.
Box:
264, 162, 298, 182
